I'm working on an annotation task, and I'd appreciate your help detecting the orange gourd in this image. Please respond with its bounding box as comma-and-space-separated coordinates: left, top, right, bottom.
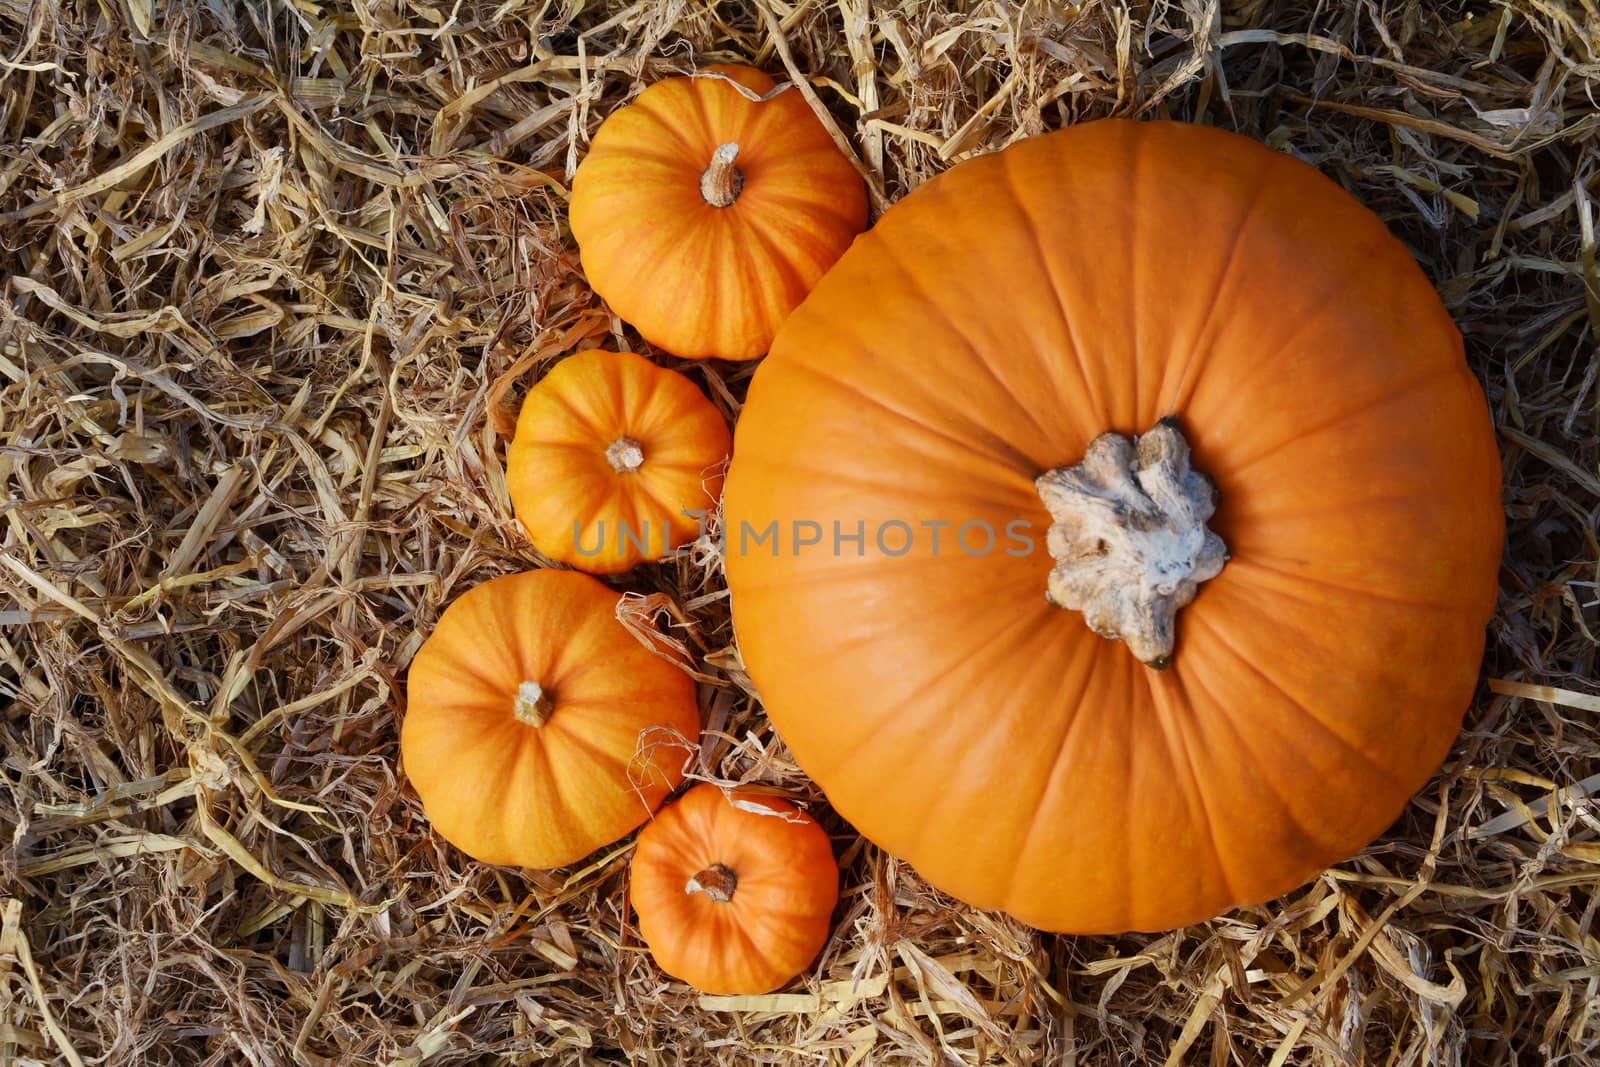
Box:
507, 350, 731, 574
569, 65, 868, 361
402, 569, 698, 869
630, 785, 838, 994
723, 120, 1504, 933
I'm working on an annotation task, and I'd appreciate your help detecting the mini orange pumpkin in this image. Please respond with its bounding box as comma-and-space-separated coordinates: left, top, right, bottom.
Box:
507, 349, 731, 574
402, 568, 699, 869
569, 65, 868, 361
630, 785, 838, 994
723, 119, 1504, 933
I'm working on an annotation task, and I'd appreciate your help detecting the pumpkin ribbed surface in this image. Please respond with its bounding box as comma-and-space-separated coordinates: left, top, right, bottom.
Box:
722, 119, 1503, 933
402, 569, 698, 869
630, 785, 838, 994
570, 65, 868, 361
507, 350, 731, 574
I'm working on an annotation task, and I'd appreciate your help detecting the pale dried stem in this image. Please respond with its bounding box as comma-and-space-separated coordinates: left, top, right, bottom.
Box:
514, 680, 555, 727
699, 142, 744, 207
606, 436, 645, 473
1035, 418, 1227, 668
685, 862, 738, 903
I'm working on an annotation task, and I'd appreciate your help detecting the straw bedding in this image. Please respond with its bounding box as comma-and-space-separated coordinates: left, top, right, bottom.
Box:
1, 0, 1597, 1063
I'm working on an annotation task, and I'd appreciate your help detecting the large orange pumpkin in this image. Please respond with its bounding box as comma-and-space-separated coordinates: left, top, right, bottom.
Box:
722, 120, 1503, 934
569, 65, 868, 361
402, 569, 699, 869
630, 784, 838, 994
507, 349, 731, 573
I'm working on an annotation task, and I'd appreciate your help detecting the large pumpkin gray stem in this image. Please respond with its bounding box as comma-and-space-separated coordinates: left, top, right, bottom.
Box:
1034, 417, 1227, 669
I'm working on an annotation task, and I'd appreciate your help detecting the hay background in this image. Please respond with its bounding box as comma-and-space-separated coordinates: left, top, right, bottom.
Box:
2, 0, 1597, 1063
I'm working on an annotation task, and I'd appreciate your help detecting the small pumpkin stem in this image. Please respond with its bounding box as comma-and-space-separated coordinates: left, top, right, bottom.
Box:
606, 436, 645, 473
1034, 417, 1228, 669
699, 143, 744, 208
513, 681, 555, 727
685, 862, 738, 903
